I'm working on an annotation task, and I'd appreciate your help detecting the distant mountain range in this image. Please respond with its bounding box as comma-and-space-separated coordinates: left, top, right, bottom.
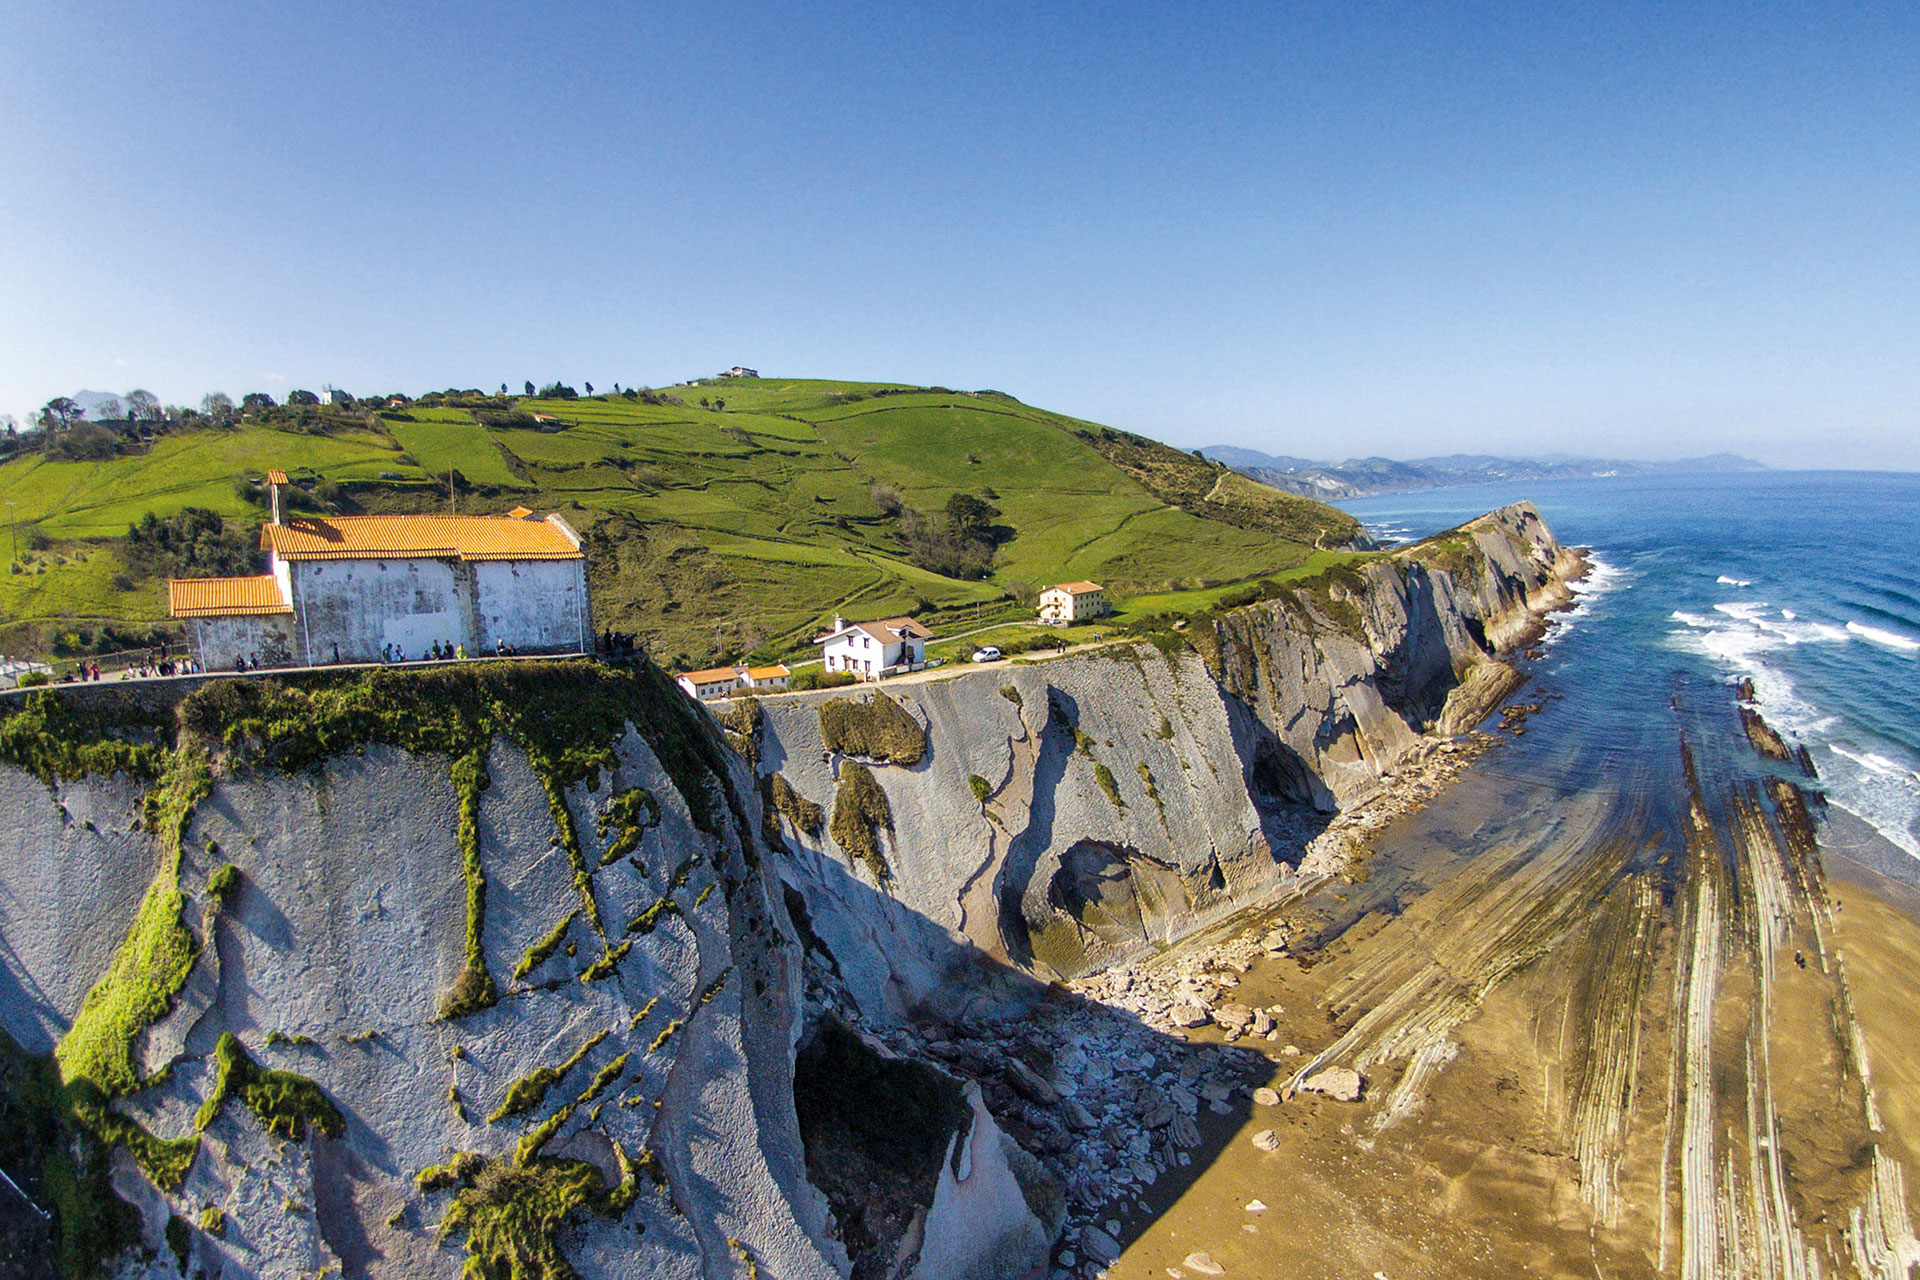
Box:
1199, 447, 1767, 500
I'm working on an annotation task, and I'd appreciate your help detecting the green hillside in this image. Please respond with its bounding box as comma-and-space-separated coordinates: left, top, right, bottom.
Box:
0, 379, 1360, 668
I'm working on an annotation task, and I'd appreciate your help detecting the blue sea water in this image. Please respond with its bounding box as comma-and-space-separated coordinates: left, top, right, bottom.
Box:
1339, 470, 1920, 862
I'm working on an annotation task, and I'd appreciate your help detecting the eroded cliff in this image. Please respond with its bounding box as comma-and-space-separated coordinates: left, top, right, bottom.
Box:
0, 502, 1579, 1280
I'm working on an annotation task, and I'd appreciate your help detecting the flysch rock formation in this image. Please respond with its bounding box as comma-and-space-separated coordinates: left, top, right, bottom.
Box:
761, 501, 1583, 992
0, 501, 1579, 1280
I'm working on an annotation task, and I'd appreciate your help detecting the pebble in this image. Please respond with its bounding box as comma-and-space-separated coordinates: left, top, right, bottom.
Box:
1184, 1252, 1226, 1275
1251, 1128, 1281, 1152
1245, 1199, 1268, 1212
1252, 1087, 1280, 1106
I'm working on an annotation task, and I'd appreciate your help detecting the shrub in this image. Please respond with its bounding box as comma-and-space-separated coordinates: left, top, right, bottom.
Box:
829, 762, 892, 881
770, 772, 823, 836
207, 864, 241, 908
967, 774, 991, 803
817, 694, 925, 764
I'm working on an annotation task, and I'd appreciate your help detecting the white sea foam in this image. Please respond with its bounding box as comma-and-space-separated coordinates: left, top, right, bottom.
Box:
1668, 599, 1920, 859
1846, 620, 1920, 653
1823, 747, 1920, 859
1717, 574, 1753, 587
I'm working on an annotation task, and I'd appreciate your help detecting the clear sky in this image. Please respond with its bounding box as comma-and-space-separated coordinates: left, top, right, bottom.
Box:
3, 2, 1916, 469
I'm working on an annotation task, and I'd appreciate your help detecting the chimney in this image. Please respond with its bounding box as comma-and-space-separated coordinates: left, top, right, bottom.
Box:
267, 470, 288, 525
832, 614, 845, 632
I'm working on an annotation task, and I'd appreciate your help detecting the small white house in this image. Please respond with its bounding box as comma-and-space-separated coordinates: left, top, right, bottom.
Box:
1037, 581, 1109, 626
719, 366, 760, 379
676, 663, 790, 701
816, 615, 931, 680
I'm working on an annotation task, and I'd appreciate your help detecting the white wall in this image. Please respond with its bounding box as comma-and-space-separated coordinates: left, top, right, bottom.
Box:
192, 615, 297, 669
472, 559, 587, 653
291, 558, 470, 663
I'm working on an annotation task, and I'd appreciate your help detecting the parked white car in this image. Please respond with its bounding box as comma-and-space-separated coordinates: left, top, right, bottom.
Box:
970, 646, 1002, 663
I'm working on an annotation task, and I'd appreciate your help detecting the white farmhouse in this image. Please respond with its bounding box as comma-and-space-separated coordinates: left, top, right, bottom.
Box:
169, 476, 591, 669
1037, 581, 1109, 626
816, 615, 931, 680
675, 663, 791, 701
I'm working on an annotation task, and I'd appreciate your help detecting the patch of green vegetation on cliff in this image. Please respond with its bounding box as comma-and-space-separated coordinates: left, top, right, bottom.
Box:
487, 1029, 609, 1124
578, 940, 630, 984
206, 862, 241, 908
536, 773, 606, 939
0, 690, 162, 783
625, 895, 682, 935
595, 787, 658, 865
418, 1149, 611, 1280
195, 1032, 344, 1141
968, 773, 991, 803
576, 1051, 629, 1106
442, 749, 498, 1018
818, 693, 926, 764
56, 745, 208, 1096
1092, 761, 1124, 810
1137, 762, 1166, 825
830, 761, 893, 882
512, 910, 579, 983
720, 695, 761, 765
769, 771, 823, 836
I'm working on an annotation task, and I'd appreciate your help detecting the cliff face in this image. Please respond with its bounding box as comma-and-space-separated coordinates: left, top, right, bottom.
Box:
0, 665, 1060, 1280
761, 502, 1582, 994
0, 502, 1575, 1280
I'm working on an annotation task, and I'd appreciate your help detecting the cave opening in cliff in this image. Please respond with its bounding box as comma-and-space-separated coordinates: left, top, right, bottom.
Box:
791, 1017, 971, 1278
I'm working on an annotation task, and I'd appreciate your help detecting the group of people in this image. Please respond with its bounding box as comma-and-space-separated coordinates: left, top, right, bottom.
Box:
600, 629, 640, 659
58, 652, 205, 682
379, 638, 523, 664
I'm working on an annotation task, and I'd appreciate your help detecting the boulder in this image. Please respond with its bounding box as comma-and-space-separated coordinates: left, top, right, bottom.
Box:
1169, 1112, 1201, 1149
1004, 1057, 1060, 1105
1082, 1226, 1122, 1264
1250, 1010, 1275, 1036
1251, 1129, 1281, 1152
1185, 1250, 1226, 1274
1301, 1066, 1365, 1102
1212, 1004, 1255, 1034
1252, 1087, 1280, 1107
1170, 1001, 1212, 1028
1063, 1099, 1097, 1131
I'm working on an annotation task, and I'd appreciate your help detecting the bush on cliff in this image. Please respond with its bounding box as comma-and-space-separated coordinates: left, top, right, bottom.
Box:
818, 693, 925, 765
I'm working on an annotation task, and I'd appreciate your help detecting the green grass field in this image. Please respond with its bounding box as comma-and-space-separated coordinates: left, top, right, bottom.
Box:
0, 378, 1362, 666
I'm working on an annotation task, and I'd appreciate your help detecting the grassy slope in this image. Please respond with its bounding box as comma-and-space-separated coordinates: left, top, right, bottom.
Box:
0, 379, 1361, 666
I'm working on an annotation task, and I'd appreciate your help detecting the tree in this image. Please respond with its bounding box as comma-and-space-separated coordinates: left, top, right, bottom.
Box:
201, 392, 236, 422
39, 397, 81, 431
125, 389, 160, 421
584, 381, 593, 396
287, 389, 320, 406
92, 395, 124, 421
524, 381, 535, 396
944, 492, 1001, 542
1, 414, 17, 437
241, 392, 276, 411
500, 383, 509, 396
870, 483, 904, 516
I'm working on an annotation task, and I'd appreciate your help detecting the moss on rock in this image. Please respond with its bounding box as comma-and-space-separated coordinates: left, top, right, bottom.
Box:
829, 762, 893, 882
818, 693, 925, 765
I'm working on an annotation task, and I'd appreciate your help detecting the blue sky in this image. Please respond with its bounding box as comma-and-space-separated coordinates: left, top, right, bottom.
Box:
3, 2, 1916, 469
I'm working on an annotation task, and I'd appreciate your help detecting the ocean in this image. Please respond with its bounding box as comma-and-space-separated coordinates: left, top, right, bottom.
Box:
1339, 469, 1920, 867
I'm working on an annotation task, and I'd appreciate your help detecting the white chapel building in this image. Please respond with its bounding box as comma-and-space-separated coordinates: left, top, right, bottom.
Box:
169, 475, 590, 668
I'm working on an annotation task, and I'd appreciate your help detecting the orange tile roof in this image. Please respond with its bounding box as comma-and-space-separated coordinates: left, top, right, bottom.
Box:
266, 469, 289, 485
745, 665, 790, 680
679, 666, 743, 685
168, 575, 292, 618
1050, 581, 1104, 594
262, 514, 583, 562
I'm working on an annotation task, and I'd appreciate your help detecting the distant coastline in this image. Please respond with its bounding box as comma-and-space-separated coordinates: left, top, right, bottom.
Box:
1202, 445, 1766, 500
